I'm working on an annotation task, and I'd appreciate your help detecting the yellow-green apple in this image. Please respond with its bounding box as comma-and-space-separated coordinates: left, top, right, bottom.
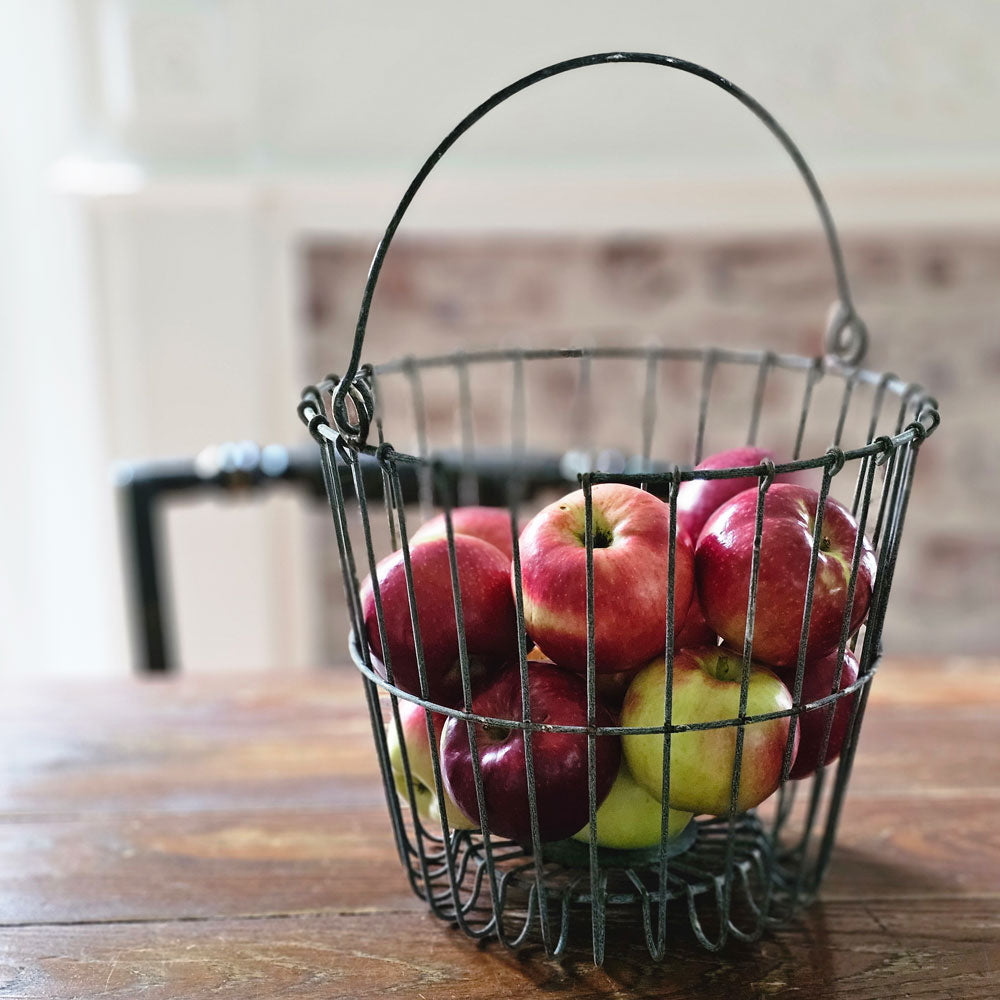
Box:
572, 761, 693, 850
517, 483, 695, 675
677, 447, 778, 543
360, 535, 519, 707
386, 699, 478, 830
695, 483, 876, 669
439, 659, 620, 844
621, 646, 797, 816
412, 506, 515, 562
776, 648, 860, 780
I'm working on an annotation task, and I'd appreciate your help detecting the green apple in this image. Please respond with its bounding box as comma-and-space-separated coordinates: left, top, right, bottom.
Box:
621, 646, 797, 816
571, 761, 693, 850
386, 700, 478, 831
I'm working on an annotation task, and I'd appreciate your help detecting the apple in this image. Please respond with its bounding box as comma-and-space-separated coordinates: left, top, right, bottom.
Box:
386, 699, 478, 830
571, 761, 693, 851
360, 535, 520, 707
517, 483, 695, 675
621, 646, 797, 816
677, 446, 779, 543
412, 506, 515, 562
695, 483, 877, 669
674, 592, 717, 650
776, 648, 860, 780
439, 659, 621, 844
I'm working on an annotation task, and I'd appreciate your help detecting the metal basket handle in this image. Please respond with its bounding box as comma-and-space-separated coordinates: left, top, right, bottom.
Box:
332, 51, 868, 441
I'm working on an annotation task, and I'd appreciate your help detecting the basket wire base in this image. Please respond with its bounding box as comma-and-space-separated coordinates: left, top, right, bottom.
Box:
397, 808, 824, 961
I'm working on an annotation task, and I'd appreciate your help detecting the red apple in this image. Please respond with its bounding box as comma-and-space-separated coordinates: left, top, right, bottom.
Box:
439, 659, 621, 844
621, 646, 798, 815
695, 483, 876, 669
412, 506, 515, 562
676, 446, 778, 543
674, 592, 717, 650
776, 648, 860, 780
517, 483, 695, 675
386, 699, 478, 830
360, 535, 519, 707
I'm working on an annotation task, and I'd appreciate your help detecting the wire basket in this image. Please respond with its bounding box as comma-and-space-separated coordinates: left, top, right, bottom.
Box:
297, 53, 940, 965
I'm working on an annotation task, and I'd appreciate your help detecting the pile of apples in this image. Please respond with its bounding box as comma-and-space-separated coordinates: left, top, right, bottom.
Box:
363, 445, 876, 852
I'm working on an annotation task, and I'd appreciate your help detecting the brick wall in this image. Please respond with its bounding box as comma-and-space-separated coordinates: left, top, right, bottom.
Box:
304, 231, 998, 658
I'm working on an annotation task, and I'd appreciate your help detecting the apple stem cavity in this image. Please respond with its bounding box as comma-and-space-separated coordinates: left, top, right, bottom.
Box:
481, 723, 512, 742
712, 655, 746, 683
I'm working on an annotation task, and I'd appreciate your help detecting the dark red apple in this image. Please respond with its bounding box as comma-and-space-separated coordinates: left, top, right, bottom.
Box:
412, 506, 515, 563
695, 484, 876, 669
360, 535, 519, 707
777, 648, 860, 780
439, 659, 621, 844
517, 483, 695, 675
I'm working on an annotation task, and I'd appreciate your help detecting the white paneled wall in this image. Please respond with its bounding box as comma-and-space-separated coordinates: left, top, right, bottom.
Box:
3, 0, 998, 673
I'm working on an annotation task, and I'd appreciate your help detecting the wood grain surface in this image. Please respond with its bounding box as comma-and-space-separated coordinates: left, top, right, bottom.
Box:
2, 657, 998, 998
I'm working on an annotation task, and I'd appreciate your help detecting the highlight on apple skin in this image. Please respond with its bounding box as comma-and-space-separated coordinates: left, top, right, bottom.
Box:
439, 659, 621, 844
359, 534, 520, 708
621, 646, 798, 816
386, 699, 478, 831
517, 483, 695, 675
695, 483, 877, 669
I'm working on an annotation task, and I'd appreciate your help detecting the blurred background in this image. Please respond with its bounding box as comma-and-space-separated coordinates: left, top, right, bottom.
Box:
2, 0, 997, 678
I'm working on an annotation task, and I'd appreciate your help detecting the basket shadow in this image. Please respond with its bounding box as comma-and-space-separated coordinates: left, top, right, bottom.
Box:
444, 842, 958, 998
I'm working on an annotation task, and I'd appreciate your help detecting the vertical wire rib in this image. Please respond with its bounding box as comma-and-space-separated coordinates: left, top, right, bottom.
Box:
352, 453, 446, 913
430, 462, 509, 946
653, 466, 681, 960
384, 452, 483, 928
504, 348, 542, 952
576, 352, 595, 469
403, 357, 434, 518
370, 370, 399, 552
455, 353, 479, 506
318, 442, 417, 882
583, 475, 606, 965
819, 439, 917, 890
832, 369, 859, 450
784, 457, 842, 906
852, 371, 897, 516
640, 350, 660, 472
811, 451, 880, 884
694, 349, 718, 464
719, 461, 775, 946
746, 351, 775, 447
792, 358, 823, 461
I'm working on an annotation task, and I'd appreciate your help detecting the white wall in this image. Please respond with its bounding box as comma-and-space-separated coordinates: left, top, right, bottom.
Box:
3, 0, 998, 675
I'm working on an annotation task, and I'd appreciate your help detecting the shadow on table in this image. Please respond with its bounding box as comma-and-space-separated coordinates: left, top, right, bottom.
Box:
466, 847, 957, 999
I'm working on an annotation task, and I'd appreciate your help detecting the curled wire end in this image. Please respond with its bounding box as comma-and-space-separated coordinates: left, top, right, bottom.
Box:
331, 371, 376, 449
824, 446, 846, 478
906, 409, 939, 445
376, 441, 396, 467
873, 434, 895, 466
824, 301, 869, 367
757, 456, 776, 493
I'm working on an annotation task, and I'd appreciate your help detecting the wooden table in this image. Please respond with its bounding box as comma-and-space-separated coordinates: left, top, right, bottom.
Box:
2, 657, 998, 998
